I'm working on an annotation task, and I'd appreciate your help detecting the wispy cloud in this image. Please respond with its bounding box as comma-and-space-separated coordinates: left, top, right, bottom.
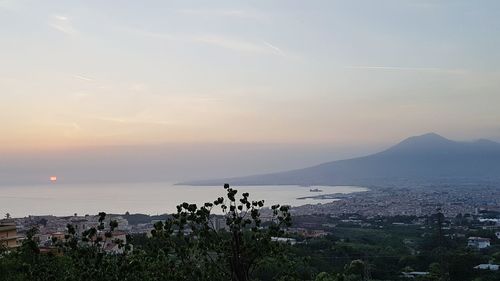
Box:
121, 26, 290, 58
72, 74, 94, 82
49, 15, 77, 35
92, 110, 175, 127
119, 26, 177, 40
346, 66, 466, 75
195, 35, 268, 54
177, 9, 262, 20
263, 41, 286, 57
94, 116, 173, 126
49, 121, 83, 138
195, 35, 288, 57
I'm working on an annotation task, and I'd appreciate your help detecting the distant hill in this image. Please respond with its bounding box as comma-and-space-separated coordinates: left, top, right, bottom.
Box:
180, 133, 500, 186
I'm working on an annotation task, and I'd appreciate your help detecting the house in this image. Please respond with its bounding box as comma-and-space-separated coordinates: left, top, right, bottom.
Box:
467, 237, 490, 249
287, 227, 329, 238
209, 216, 230, 231
305, 229, 329, 238
70, 218, 91, 236
401, 271, 429, 278
36, 231, 66, 246
0, 219, 20, 249
474, 264, 499, 271
39, 246, 63, 256
50, 231, 66, 242
271, 237, 297, 245
103, 216, 131, 231
98, 231, 129, 254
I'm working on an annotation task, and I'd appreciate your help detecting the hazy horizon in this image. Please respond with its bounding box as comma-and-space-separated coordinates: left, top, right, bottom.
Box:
0, 141, 385, 185
1, 132, 498, 186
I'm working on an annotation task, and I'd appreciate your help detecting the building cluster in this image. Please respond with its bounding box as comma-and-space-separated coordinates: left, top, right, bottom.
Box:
2, 212, 245, 253
291, 185, 500, 218
0, 219, 20, 249
467, 237, 491, 249
2, 214, 133, 254
287, 227, 329, 238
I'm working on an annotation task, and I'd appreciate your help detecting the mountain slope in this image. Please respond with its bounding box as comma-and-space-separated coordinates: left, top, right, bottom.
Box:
181, 133, 500, 186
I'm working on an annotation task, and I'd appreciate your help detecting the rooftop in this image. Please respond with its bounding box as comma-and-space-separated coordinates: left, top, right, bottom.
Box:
0, 225, 17, 232
468, 237, 491, 241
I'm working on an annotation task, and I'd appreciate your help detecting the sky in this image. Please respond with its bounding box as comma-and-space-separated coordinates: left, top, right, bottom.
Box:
1, 0, 500, 183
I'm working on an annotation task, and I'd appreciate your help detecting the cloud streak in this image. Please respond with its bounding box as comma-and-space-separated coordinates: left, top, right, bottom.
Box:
122, 26, 290, 58
263, 41, 286, 57
346, 66, 466, 74
72, 74, 94, 82
195, 35, 267, 54
49, 15, 77, 35
94, 116, 174, 127
194, 35, 288, 57
177, 9, 262, 20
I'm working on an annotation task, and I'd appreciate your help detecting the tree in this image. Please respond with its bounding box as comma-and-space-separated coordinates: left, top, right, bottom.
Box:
315, 272, 337, 281
492, 251, 500, 264
345, 259, 365, 280
151, 183, 292, 281
448, 251, 483, 281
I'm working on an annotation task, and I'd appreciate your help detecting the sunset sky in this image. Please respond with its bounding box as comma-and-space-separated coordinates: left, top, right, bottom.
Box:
1, 0, 500, 154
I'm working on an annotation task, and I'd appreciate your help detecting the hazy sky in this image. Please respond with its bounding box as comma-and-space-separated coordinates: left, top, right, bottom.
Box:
1, 0, 500, 153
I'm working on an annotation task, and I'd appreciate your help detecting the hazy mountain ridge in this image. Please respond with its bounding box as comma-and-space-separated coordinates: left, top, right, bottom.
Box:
181, 133, 500, 186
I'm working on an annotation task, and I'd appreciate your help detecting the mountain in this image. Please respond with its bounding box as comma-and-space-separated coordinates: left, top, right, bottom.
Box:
180, 133, 500, 186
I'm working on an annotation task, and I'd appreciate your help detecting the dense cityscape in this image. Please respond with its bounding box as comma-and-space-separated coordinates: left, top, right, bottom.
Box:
4, 184, 500, 240
293, 184, 500, 217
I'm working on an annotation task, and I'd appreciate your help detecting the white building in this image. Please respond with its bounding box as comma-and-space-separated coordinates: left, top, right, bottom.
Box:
100, 231, 129, 254
70, 218, 91, 236
467, 237, 491, 249
102, 216, 130, 231
401, 272, 429, 278
474, 264, 499, 271
271, 237, 297, 245
209, 216, 229, 231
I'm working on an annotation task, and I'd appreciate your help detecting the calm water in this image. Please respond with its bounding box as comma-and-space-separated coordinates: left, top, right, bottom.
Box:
0, 182, 367, 217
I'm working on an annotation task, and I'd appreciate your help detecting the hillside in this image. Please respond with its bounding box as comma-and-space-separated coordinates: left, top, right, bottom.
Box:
181, 133, 500, 186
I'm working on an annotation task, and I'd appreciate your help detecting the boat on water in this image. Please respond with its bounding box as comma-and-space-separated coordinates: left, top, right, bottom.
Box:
309, 188, 323, 192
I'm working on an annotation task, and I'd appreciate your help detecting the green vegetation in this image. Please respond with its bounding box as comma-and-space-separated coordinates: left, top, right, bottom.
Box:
1, 185, 500, 281
0, 184, 292, 281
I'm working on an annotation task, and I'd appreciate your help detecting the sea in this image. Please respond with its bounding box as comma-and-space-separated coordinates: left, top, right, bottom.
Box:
0, 182, 367, 217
